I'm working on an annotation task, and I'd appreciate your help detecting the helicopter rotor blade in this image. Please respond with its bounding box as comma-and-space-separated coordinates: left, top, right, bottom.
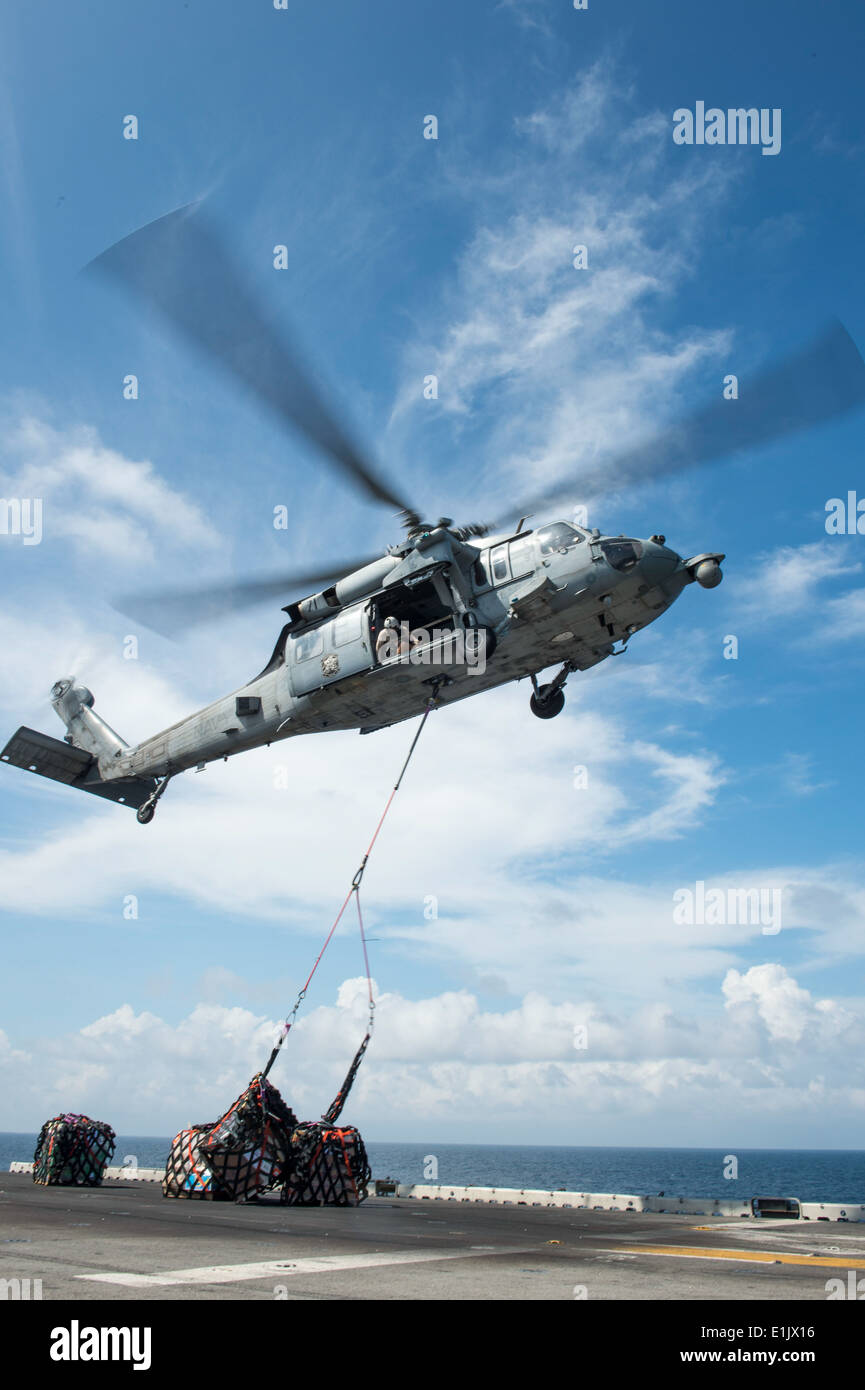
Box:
483, 319, 865, 529
85, 203, 418, 518
114, 554, 384, 637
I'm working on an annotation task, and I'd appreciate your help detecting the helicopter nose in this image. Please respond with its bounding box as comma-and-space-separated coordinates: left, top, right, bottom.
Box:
638, 537, 681, 586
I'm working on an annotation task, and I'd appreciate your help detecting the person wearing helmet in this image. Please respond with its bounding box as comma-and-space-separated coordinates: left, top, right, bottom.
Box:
375, 614, 404, 662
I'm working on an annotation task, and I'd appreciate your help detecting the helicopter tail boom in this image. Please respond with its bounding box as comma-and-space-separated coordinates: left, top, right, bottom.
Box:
0, 677, 158, 810
0, 725, 158, 810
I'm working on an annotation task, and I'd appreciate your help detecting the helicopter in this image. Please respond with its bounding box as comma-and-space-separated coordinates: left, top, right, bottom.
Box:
2, 206, 864, 823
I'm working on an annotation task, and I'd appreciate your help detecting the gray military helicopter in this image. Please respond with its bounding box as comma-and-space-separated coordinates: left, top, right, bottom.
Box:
3, 207, 864, 822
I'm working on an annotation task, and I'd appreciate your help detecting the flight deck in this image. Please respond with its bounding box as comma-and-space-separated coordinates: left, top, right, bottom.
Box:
2, 1172, 863, 1302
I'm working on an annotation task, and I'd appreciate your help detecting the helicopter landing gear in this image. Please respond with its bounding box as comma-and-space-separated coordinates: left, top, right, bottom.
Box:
530, 684, 565, 719
136, 775, 172, 825
529, 662, 576, 720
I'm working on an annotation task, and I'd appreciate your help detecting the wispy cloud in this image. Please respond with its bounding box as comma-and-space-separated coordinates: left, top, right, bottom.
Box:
495, 0, 555, 38
732, 540, 857, 616
823, 586, 865, 639
729, 539, 865, 646
387, 60, 739, 519
781, 751, 833, 798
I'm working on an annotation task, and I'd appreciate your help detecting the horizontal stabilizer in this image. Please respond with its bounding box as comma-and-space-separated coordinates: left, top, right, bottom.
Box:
1, 727, 158, 810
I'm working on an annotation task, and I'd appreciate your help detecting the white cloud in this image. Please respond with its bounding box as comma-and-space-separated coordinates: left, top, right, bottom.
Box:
513, 64, 621, 153
731, 539, 861, 621
0, 608, 192, 746
387, 61, 737, 520
724, 539, 865, 654
4, 966, 864, 1141
823, 586, 865, 639
780, 752, 832, 798
722, 963, 854, 1047
0, 671, 726, 940
613, 739, 724, 844
0, 411, 220, 563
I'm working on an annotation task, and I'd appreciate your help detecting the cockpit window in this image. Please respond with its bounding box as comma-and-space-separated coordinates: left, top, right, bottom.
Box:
600, 539, 642, 572
536, 522, 582, 555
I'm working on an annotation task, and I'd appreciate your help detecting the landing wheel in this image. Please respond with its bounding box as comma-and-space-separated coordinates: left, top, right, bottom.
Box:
135, 774, 172, 825
530, 684, 565, 719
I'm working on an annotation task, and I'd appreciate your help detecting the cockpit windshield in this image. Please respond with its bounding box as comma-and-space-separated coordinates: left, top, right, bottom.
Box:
600, 539, 643, 572
536, 522, 583, 555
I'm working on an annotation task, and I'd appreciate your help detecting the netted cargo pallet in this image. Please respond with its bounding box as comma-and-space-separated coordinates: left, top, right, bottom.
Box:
163, 1073, 298, 1202
280, 1032, 372, 1206
282, 1122, 371, 1206
33, 1113, 116, 1186
162, 1123, 225, 1199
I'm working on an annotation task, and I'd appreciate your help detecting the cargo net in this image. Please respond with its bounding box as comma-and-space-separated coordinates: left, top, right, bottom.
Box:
33, 1113, 116, 1186
281, 1036, 371, 1206
162, 1073, 297, 1202
282, 1122, 371, 1207
162, 1123, 223, 1200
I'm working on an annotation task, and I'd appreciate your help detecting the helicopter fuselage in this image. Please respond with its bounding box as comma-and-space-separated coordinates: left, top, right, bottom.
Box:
66, 520, 722, 785
1, 518, 722, 819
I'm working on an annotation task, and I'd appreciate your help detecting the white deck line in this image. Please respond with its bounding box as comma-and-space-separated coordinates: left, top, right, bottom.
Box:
76, 1246, 532, 1287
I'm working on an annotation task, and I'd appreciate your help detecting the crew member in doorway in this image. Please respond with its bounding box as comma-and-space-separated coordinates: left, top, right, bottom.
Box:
375, 615, 405, 662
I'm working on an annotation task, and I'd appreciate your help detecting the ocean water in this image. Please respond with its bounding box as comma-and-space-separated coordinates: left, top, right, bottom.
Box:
2, 1133, 862, 1202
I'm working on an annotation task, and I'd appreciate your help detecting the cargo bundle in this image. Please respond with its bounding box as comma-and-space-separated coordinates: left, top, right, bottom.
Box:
282, 1121, 371, 1206
32, 1113, 116, 1186
162, 1074, 297, 1201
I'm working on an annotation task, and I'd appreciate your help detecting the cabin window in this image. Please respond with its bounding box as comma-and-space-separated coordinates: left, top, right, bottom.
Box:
292, 629, 323, 662
333, 606, 363, 647
508, 535, 535, 577
490, 544, 509, 582
536, 522, 582, 555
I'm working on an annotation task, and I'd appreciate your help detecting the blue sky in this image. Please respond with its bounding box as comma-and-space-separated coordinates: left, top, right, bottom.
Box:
0, 0, 864, 1149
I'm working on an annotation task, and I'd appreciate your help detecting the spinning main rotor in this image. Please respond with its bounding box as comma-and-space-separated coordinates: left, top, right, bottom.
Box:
86, 202, 865, 635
